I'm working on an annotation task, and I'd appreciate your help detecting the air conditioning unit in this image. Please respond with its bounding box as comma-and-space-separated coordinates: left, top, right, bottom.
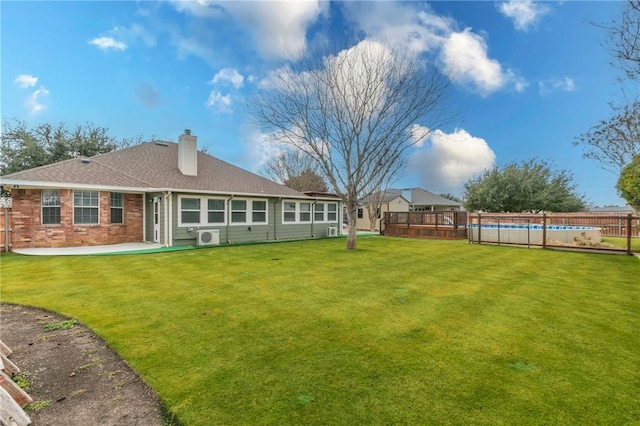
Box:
327, 226, 338, 237
197, 229, 220, 246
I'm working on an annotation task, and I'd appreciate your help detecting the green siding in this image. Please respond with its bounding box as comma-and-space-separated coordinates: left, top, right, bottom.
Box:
169, 193, 341, 246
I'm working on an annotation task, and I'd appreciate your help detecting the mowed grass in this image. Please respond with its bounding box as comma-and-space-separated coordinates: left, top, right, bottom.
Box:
602, 236, 640, 252
1, 237, 638, 425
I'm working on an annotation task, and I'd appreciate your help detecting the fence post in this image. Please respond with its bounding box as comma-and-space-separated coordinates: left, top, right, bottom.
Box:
542, 213, 547, 249
478, 213, 482, 244
627, 213, 632, 256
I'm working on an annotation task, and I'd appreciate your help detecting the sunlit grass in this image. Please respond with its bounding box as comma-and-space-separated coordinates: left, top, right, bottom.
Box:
602, 236, 640, 252
1, 237, 638, 425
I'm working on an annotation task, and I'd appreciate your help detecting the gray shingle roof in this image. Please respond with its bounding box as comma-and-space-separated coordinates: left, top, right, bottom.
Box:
1, 141, 306, 198
386, 188, 462, 207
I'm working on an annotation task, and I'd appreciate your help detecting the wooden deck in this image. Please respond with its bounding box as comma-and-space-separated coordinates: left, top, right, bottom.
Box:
382, 211, 468, 240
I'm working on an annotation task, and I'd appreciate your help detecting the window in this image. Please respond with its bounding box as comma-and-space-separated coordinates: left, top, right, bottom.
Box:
74, 190, 99, 224
314, 203, 324, 222
327, 203, 338, 221
357, 208, 363, 219
207, 199, 225, 224
231, 199, 247, 223
111, 193, 123, 224
181, 197, 201, 224
300, 202, 311, 222
283, 202, 296, 222
252, 200, 267, 223
42, 189, 61, 225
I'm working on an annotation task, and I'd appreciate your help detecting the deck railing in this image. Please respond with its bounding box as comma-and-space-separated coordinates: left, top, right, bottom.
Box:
383, 211, 468, 239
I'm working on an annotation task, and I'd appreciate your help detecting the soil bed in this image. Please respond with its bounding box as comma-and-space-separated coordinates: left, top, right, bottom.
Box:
1, 303, 168, 426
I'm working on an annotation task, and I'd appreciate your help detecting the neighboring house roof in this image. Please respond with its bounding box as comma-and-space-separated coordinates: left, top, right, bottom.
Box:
1, 141, 306, 198
588, 205, 636, 213
385, 188, 462, 207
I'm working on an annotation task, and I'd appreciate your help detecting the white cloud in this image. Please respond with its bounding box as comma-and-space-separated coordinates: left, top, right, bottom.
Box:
440, 29, 526, 96
210, 68, 244, 89
89, 36, 128, 51
539, 76, 576, 95
205, 90, 232, 113
25, 86, 50, 116
408, 127, 496, 193
498, 0, 551, 31
171, 0, 327, 59
343, 2, 526, 96
15, 74, 38, 88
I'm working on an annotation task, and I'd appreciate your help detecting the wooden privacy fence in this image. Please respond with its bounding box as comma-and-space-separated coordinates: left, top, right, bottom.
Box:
383, 210, 468, 239
468, 212, 639, 255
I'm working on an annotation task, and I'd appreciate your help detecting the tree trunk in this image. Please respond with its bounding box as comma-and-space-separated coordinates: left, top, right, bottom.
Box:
346, 212, 357, 250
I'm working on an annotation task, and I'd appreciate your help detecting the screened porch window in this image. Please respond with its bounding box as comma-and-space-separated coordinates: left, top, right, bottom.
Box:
207, 199, 225, 224
181, 197, 201, 224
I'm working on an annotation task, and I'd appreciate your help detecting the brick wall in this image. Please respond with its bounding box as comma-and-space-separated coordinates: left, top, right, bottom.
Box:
10, 189, 144, 248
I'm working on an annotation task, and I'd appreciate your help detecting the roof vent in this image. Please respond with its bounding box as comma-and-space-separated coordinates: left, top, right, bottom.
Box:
155, 141, 169, 147
81, 158, 90, 164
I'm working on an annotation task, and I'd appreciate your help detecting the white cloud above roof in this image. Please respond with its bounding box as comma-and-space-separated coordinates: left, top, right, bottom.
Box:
539, 76, 576, 95
25, 86, 49, 116
342, 2, 526, 96
89, 36, 128, 51
171, 0, 327, 59
210, 68, 244, 89
408, 127, 496, 194
498, 0, 551, 31
15, 74, 38, 88
205, 90, 232, 113
440, 29, 527, 96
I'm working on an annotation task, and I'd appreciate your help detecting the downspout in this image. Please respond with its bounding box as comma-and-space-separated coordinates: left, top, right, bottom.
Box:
168, 191, 173, 247
311, 200, 318, 238
142, 194, 147, 243
275, 198, 281, 240
226, 195, 234, 243
163, 191, 172, 247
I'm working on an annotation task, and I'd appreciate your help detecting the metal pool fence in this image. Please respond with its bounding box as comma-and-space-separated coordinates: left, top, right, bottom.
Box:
468, 212, 638, 255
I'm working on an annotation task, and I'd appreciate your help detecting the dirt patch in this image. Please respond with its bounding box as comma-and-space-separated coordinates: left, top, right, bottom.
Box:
0, 303, 170, 426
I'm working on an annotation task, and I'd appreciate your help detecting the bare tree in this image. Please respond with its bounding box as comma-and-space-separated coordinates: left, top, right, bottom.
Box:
260, 148, 327, 192
248, 40, 451, 250
601, 0, 640, 83
573, 101, 640, 173
576, 1, 640, 176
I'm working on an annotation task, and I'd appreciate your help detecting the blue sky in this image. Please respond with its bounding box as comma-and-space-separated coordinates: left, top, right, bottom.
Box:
1, 1, 632, 206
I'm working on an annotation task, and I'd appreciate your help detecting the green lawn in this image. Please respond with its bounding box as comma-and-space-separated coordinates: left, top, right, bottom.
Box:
1, 237, 638, 425
602, 236, 640, 252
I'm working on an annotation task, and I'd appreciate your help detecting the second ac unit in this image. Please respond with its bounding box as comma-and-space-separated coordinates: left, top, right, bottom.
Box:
197, 229, 220, 246
327, 226, 338, 237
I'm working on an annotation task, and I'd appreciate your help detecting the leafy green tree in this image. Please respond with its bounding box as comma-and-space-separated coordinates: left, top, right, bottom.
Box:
1, 119, 142, 175
616, 154, 640, 211
463, 159, 586, 213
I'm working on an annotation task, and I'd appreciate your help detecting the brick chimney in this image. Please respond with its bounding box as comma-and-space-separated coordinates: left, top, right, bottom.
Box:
178, 129, 197, 176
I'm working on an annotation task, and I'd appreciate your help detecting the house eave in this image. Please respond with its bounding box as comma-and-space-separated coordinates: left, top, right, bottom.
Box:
0, 179, 148, 194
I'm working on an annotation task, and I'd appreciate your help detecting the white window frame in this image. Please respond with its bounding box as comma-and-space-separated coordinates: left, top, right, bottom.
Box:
177, 195, 269, 227
73, 190, 99, 225
179, 196, 202, 225
230, 199, 248, 224
282, 200, 317, 224
42, 189, 61, 225
251, 200, 268, 224
207, 198, 226, 225
313, 202, 339, 223
110, 192, 124, 224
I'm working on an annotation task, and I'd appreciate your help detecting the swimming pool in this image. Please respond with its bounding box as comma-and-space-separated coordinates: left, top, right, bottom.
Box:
468, 224, 602, 245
